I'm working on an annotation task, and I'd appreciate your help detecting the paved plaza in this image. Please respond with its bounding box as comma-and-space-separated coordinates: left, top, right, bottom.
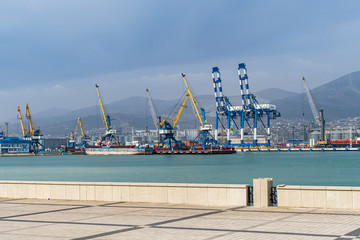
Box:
1, 199, 360, 239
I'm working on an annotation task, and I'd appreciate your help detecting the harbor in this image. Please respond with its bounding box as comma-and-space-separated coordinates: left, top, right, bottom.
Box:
4, 63, 360, 155
0, 152, 359, 187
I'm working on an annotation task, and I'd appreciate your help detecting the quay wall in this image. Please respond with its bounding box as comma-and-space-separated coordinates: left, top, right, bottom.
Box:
277, 185, 360, 209
0, 181, 249, 207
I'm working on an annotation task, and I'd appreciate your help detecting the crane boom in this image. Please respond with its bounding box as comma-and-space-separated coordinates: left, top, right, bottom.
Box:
172, 94, 189, 128
145, 89, 159, 130
171, 73, 207, 128
17, 106, 27, 137
25, 104, 35, 136
77, 117, 87, 138
95, 84, 112, 131
182, 74, 203, 126
302, 77, 321, 126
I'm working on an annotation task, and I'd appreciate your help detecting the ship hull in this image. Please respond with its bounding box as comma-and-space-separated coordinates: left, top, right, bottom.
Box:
85, 147, 151, 155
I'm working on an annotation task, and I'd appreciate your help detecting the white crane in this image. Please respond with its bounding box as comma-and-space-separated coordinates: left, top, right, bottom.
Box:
145, 88, 159, 130
302, 77, 321, 127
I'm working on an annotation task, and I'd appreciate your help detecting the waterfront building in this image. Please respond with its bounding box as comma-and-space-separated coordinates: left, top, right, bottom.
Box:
0, 137, 30, 154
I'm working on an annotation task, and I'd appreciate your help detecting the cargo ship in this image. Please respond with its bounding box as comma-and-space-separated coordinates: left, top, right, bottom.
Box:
84, 145, 152, 155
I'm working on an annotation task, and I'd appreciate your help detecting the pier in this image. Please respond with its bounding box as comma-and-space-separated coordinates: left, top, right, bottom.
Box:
236, 147, 360, 152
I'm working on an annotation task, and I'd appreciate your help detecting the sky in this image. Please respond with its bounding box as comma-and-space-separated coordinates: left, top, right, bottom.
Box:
1, 0, 360, 121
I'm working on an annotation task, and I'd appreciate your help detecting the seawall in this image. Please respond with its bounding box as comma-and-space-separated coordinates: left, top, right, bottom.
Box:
0, 181, 249, 207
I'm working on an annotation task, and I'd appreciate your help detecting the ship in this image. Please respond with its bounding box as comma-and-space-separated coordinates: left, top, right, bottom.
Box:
84, 145, 153, 155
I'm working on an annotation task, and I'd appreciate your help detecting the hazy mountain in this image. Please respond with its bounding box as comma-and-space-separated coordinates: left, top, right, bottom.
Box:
255, 88, 298, 102
273, 71, 360, 121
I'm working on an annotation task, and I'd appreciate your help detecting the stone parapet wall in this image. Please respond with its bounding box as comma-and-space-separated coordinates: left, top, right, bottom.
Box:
277, 185, 360, 209
0, 181, 249, 207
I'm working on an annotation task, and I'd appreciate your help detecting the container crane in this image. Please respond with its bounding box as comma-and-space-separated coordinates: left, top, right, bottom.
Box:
302, 77, 325, 141
17, 106, 28, 138
95, 84, 118, 145
25, 104, 44, 152
212, 64, 280, 147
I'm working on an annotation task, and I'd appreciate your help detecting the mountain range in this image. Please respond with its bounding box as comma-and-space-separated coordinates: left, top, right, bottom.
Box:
7, 71, 360, 137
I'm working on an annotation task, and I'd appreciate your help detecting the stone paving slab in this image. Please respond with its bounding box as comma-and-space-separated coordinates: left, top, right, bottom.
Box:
1, 198, 360, 239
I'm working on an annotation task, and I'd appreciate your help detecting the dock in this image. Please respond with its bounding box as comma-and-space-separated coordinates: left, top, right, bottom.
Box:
237, 147, 360, 152
153, 149, 236, 154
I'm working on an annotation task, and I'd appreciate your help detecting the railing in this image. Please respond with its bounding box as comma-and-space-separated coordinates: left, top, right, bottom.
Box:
270, 186, 277, 205
248, 186, 253, 206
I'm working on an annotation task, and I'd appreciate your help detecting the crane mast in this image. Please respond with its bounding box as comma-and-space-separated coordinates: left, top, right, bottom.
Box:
25, 104, 35, 136
172, 93, 189, 128
145, 89, 159, 130
182, 74, 203, 126
95, 84, 117, 145
69, 117, 89, 147
95, 84, 112, 131
77, 117, 87, 139
302, 77, 321, 126
17, 106, 27, 138
171, 74, 204, 128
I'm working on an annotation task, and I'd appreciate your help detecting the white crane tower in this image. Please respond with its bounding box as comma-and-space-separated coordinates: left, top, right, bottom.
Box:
302, 77, 325, 142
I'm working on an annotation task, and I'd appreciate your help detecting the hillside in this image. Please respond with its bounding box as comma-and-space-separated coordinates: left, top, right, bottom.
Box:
273, 71, 360, 121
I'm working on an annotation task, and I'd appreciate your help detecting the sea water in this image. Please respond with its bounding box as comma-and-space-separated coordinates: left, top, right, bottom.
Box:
0, 152, 359, 186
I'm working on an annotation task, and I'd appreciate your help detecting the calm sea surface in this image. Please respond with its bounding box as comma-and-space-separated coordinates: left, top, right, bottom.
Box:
0, 152, 359, 186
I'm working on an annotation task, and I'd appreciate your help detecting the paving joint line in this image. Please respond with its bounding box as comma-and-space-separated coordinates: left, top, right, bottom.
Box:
0, 218, 138, 228
152, 225, 341, 238
71, 226, 144, 240
0, 205, 92, 219
147, 209, 223, 227
240, 208, 318, 231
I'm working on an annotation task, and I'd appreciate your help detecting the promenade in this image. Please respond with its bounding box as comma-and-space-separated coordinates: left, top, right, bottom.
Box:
0, 199, 360, 239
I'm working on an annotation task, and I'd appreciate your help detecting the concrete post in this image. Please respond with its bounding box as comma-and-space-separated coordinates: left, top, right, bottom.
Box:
253, 178, 273, 207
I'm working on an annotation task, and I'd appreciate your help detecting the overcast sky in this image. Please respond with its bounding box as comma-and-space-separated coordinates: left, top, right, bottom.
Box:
1, 0, 360, 121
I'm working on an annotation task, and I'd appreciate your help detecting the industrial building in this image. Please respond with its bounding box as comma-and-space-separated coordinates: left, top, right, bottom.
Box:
0, 137, 30, 154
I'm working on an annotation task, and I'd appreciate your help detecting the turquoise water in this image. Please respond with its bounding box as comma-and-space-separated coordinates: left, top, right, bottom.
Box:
0, 152, 359, 186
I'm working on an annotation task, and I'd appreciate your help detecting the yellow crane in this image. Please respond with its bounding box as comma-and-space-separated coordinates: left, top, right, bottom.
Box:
22, 104, 44, 152
69, 117, 89, 147
25, 103, 41, 136
174, 74, 216, 150
77, 117, 88, 139
95, 84, 117, 145
95, 84, 112, 131
171, 73, 203, 128
17, 106, 27, 138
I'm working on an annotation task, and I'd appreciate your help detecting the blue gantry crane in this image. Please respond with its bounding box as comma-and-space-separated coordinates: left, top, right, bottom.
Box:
212, 63, 281, 147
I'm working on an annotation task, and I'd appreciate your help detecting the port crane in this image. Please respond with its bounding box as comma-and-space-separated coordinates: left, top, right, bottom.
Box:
95, 84, 118, 146
77, 117, 90, 145
145, 88, 182, 150
145, 88, 160, 131
212, 63, 280, 147
302, 77, 325, 141
69, 117, 89, 147
17, 106, 28, 138
180, 73, 217, 150
25, 104, 44, 152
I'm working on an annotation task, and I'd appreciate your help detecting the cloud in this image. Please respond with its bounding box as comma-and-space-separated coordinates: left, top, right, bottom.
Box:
1, 0, 360, 122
